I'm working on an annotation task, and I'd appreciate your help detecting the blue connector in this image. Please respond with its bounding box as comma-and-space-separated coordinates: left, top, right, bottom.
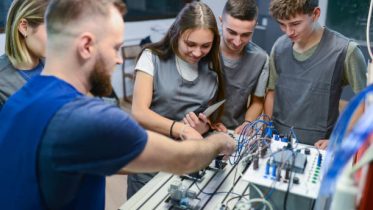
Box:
272, 164, 277, 178
264, 126, 273, 138
281, 137, 289, 143
265, 161, 271, 176
180, 197, 189, 207
317, 153, 322, 167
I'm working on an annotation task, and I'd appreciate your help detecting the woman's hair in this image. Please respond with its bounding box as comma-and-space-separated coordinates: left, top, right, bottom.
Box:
144, 2, 225, 122
5, 0, 49, 67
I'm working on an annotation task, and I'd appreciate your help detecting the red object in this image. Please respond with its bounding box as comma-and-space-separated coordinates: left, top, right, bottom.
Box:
357, 134, 373, 210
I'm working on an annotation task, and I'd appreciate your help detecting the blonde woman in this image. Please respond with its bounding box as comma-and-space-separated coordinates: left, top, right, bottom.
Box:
0, 0, 48, 108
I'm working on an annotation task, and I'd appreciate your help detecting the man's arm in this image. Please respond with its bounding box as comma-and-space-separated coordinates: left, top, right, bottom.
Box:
244, 96, 264, 121
120, 131, 236, 175
264, 90, 275, 118
234, 96, 264, 134
264, 47, 278, 118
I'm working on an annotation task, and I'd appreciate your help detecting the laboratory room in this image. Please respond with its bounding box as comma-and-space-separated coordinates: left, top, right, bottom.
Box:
0, 0, 372, 210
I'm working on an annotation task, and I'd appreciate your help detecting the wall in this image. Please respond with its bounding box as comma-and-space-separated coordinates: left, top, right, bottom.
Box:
0, 34, 4, 55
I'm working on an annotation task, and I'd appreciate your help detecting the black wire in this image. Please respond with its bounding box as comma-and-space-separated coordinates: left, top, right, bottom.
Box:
283, 151, 296, 210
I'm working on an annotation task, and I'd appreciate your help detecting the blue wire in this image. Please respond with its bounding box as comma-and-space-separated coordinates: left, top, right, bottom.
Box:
320, 104, 373, 196
320, 84, 373, 196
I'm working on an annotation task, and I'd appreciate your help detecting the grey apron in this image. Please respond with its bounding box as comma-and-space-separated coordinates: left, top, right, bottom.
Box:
127, 54, 218, 198
150, 54, 218, 121
273, 28, 349, 145
221, 42, 267, 129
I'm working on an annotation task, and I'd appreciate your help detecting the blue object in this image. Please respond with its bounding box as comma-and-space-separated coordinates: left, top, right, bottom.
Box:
265, 161, 271, 176
317, 154, 322, 167
180, 197, 189, 207
272, 164, 277, 178
281, 137, 289, 143
0, 76, 82, 209
320, 84, 373, 196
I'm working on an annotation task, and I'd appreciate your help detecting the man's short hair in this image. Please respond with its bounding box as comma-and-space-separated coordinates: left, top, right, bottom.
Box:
222, 0, 258, 21
270, 0, 318, 20
45, 0, 126, 36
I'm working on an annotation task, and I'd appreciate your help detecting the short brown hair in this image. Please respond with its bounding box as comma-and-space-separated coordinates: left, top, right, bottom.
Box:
222, 0, 258, 21
46, 0, 126, 36
270, 0, 318, 20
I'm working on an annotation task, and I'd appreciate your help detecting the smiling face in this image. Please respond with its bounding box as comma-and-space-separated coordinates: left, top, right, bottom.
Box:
277, 10, 318, 45
177, 28, 214, 64
221, 14, 256, 54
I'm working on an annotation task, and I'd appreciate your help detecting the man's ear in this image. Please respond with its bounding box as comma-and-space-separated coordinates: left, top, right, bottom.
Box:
219, 16, 223, 24
77, 33, 95, 60
18, 18, 29, 38
312, 7, 321, 21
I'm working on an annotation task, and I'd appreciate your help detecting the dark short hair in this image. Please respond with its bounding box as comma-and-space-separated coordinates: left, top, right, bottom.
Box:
222, 0, 258, 21
270, 0, 319, 20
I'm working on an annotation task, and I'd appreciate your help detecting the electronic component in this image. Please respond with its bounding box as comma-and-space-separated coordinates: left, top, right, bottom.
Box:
213, 155, 227, 170
121, 126, 326, 210
168, 181, 201, 210
272, 149, 307, 173
242, 139, 325, 210
181, 170, 206, 182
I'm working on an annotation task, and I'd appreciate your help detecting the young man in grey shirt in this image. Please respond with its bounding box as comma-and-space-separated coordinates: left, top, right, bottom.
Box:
265, 0, 367, 148
217, 0, 269, 134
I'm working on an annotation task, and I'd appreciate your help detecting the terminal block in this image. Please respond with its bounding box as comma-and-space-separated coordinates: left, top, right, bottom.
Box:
168, 181, 201, 210
272, 149, 307, 173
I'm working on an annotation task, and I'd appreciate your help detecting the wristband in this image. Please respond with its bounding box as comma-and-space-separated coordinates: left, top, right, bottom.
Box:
170, 121, 176, 139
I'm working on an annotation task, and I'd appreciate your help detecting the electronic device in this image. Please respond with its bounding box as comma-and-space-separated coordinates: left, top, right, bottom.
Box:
120, 119, 326, 210
242, 140, 325, 210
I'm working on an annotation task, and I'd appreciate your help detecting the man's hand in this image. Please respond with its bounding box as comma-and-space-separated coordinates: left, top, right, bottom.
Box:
234, 121, 250, 134
207, 132, 236, 156
183, 112, 210, 134
314, 139, 329, 150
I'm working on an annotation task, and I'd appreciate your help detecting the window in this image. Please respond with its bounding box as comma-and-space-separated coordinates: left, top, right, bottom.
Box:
326, 0, 370, 42
124, 0, 194, 22
0, 0, 12, 33
0, 1, 196, 32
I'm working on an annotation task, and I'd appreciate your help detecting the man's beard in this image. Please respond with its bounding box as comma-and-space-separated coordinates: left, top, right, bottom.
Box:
89, 54, 113, 97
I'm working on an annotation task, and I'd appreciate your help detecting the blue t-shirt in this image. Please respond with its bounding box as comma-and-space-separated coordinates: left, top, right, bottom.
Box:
38, 96, 147, 209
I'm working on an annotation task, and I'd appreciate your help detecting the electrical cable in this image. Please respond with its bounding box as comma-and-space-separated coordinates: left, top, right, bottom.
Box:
245, 198, 274, 210
283, 152, 296, 210
321, 99, 373, 196
367, 0, 373, 60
